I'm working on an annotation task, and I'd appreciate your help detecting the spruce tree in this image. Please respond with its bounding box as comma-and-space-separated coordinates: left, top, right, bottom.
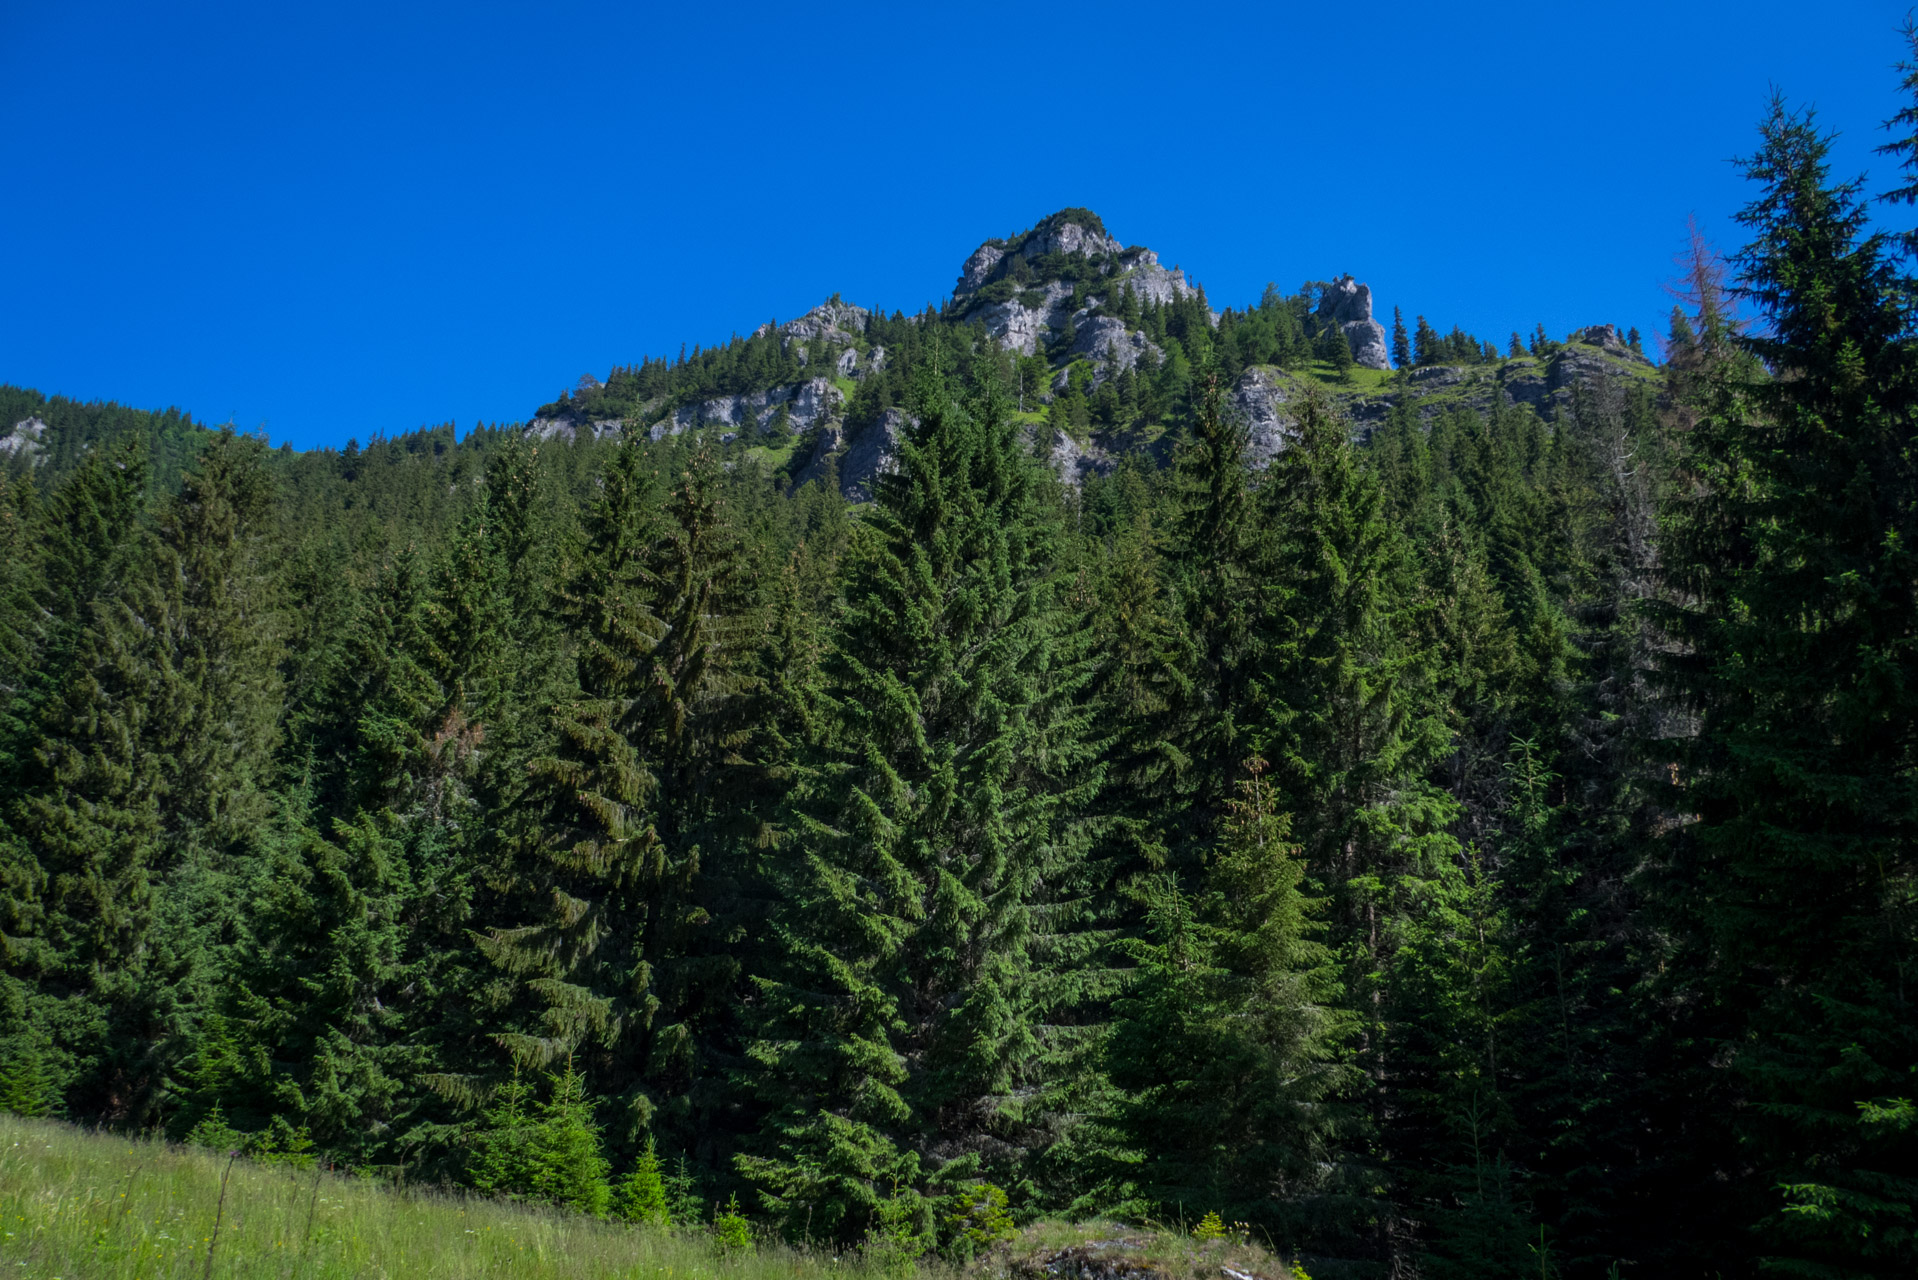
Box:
1103, 758, 1352, 1233
1649, 95, 1918, 1276
483, 433, 667, 1118
1253, 389, 1458, 1268
1414, 315, 1441, 367
1163, 362, 1263, 852
738, 356, 1097, 1243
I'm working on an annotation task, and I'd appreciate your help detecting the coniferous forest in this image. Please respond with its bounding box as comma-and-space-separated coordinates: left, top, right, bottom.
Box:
2, 56, 1917, 1280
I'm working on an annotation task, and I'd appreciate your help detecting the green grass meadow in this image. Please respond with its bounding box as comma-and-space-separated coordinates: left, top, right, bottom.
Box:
0, 1116, 893, 1280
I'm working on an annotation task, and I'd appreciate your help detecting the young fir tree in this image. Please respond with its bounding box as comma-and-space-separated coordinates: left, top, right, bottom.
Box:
469, 1059, 611, 1215
737, 355, 1098, 1244
1, 443, 146, 959
1320, 323, 1355, 378
1647, 95, 1918, 1277
1391, 307, 1412, 370
615, 1135, 673, 1226
615, 448, 764, 1148
141, 429, 286, 851
1414, 315, 1441, 367
1103, 758, 1352, 1233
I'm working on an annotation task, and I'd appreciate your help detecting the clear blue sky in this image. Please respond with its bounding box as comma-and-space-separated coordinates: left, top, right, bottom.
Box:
2, 0, 1912, 450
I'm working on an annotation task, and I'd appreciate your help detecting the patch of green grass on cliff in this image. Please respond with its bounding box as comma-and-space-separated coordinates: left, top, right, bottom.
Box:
744, 433, 803, 473
1295, 362, 1394, 393
832, 375, 859, 400
0, 1114, 899, 1280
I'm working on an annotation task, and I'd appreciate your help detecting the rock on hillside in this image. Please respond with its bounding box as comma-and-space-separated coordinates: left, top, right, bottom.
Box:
1316, 274, 1391, 370
1229, 367, 1297, 466
649, 376, 842, 441
1, 417, 48, 464
527, 376, 845, 444
836, 407, 909, 502
951, 210, 1207, 356
772, 298, 869, 351
1067, 316, 1161, 385
1225, 329, 1660, 457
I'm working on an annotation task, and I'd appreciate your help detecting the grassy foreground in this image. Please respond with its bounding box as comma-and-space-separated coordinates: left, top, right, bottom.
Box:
0, 1115, 1307, 1280
0, 1115, 892, 1280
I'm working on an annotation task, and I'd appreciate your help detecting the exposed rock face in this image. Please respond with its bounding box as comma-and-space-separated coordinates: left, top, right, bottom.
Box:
790, 421, 845, 492
838, 407, 911, 502
1228, 367, 1296, 466
960, 243, 1006, 291
1023, 220, 1122, 260
1113, 247, 1201, 308
1, 417, 48, 461
1499, 360, 1551, 411
952, 213, 1208, 355
1317, 275, 1391, 370
971, 281, 1074, 356
1070, 316, 1161, 381
526, 415, 625, 442
1047, 427, 1113, 486
647, 376, 842, 441
780, 299, 868, 347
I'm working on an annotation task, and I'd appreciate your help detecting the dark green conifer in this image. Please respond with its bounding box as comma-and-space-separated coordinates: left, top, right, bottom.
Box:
1104, 759, 1352, 1232
738, 356, 1098, 1243
1649, 94, 1918, 1276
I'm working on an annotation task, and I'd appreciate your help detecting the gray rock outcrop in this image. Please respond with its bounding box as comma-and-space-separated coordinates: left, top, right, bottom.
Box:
1112, 247, 1202, 308
1228, 367, 1297, 466
838, 408, 911, 502
1023, 220, 1122, 260
952, 213, 1209, 354
960, 243, 1006, 292
781, 298, 868, 346
1317, 275, 1391, 370
526, 415, 626, 442
969, 281, 1074, 356
1069, 316, 1161, 381
647, 376, 842, 441
1046, 427, 1113, 486
1, 417, 48, 462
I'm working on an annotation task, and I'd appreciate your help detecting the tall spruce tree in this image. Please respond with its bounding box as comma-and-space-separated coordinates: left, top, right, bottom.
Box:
737, 356, 1098, 1243
1253, 389, 1458, 1269
482, 433, 667, 1129
1649, 96, 1918, 1276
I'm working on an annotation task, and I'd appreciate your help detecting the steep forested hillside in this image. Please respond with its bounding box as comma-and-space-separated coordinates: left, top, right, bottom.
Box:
1, 60, 1915, 1280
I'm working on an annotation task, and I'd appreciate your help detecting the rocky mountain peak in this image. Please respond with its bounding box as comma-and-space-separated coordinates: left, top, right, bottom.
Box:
950, 210, 1205, 356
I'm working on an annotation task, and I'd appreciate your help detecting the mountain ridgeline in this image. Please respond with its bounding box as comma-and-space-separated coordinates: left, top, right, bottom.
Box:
518, 205, 1656, 498
1, 76, 1916, 1280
